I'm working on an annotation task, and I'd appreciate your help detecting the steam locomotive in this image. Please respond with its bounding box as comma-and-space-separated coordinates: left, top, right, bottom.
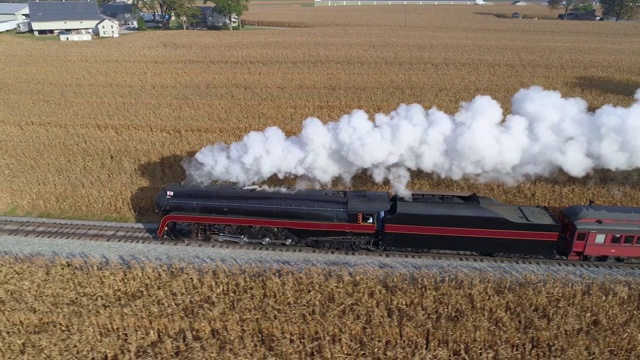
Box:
155, 183, 640, 261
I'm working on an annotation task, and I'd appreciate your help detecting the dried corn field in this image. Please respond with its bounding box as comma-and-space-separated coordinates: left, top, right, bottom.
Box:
1, 5, 639, 221
1, 256, 640, 359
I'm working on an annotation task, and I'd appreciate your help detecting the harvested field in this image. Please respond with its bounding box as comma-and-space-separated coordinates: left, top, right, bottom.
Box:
1, 256, 640, 359
0, 5, 639, 221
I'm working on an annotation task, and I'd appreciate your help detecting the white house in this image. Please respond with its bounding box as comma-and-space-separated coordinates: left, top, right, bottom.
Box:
29, 0, 103, 36
95, 18, 118, 37
0, 3, 29, 22
198, 6, 239, 29
99, 3, 137, 26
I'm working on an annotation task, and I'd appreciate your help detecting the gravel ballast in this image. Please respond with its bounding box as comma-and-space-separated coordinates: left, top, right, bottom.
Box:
2, 234, 640, 279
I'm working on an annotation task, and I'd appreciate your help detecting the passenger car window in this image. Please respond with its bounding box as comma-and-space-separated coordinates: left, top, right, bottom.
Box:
612, 235, 622, 244
576, 233, 587, 241
624, 235, 634, 244
595, 234, 606, 244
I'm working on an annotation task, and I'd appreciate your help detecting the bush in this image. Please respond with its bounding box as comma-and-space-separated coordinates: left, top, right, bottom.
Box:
137, 16, 147, 31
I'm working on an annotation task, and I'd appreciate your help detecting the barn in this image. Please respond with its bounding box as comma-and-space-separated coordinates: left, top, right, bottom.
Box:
0, 2, 29, 32
29, 0, 103, 36
0, 2, 29, 22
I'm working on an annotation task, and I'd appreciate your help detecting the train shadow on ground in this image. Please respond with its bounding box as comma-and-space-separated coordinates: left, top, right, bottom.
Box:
572, 76, 640, 99
131, 153, 195, 235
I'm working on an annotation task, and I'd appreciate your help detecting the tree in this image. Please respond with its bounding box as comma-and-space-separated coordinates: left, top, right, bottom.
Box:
547, 0, 580, 17
132, 0, 188, 28
132, 0, 163, 26
600, 0, 640, 21
135, 0, 200, 29
206, 0, 249, 30
175, 5, 201, 30
137, 15, 147, 31
573, 0, 593, 13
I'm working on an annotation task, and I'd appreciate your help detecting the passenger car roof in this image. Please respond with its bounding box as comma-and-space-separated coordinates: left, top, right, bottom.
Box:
563, 205, 640, 223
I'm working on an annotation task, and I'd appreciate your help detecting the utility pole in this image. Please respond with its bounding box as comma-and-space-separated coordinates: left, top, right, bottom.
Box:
404, 3, 407, 27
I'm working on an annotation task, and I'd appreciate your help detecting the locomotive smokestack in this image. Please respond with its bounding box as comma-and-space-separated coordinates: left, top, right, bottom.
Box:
182, 87, 640, 195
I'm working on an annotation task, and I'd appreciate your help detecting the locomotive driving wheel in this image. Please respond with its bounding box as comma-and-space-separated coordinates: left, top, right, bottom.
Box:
258, 226, 278, 244
278, 229, 297, 246
223, 225, 238, 237
239, 225, 260, 240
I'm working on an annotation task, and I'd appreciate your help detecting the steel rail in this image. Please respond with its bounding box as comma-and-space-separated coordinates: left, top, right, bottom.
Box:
1, 217, 639, 270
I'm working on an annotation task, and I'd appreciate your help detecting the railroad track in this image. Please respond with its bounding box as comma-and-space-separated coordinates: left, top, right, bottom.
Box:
1, 216, 640, 270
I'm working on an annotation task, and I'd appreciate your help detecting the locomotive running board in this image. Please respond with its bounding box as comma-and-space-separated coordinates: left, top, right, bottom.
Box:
211, 234, 293, 246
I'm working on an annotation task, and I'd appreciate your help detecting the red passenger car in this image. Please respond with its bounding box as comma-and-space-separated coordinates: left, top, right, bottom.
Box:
557, 205, 640, 261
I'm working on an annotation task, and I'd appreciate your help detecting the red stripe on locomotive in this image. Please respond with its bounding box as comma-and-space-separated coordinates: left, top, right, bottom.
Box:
157, 214, 376, 237
384, 224, 558, 241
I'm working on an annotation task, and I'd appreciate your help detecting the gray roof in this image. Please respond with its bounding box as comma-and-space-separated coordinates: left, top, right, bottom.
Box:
0, 3, 29, 14
29, 0, 103, 22
563, 205, 640, 223
98, 3, 134, 18
563, 205, 640, 233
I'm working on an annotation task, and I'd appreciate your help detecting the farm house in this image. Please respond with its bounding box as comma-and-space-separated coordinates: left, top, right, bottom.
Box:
98, 2, 137, 26
95, 18, 119, 37
198, 6, 239, 28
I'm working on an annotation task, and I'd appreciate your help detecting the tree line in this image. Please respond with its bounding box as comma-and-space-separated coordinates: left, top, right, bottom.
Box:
100, 0, 249, 30
548, 0, 639, 21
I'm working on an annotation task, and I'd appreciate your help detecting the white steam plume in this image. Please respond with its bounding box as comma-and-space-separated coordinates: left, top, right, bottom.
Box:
182, 86, 640, 196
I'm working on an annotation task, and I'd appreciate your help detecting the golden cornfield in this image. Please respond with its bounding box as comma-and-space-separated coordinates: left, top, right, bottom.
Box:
1, 256, 640, 359
0, 3, 639, 221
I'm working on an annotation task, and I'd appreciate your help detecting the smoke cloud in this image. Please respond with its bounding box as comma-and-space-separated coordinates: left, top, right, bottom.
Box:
182, 86, 640, 196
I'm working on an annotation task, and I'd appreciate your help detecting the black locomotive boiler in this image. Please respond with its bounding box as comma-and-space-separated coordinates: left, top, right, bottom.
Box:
156, 183, 390, 249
